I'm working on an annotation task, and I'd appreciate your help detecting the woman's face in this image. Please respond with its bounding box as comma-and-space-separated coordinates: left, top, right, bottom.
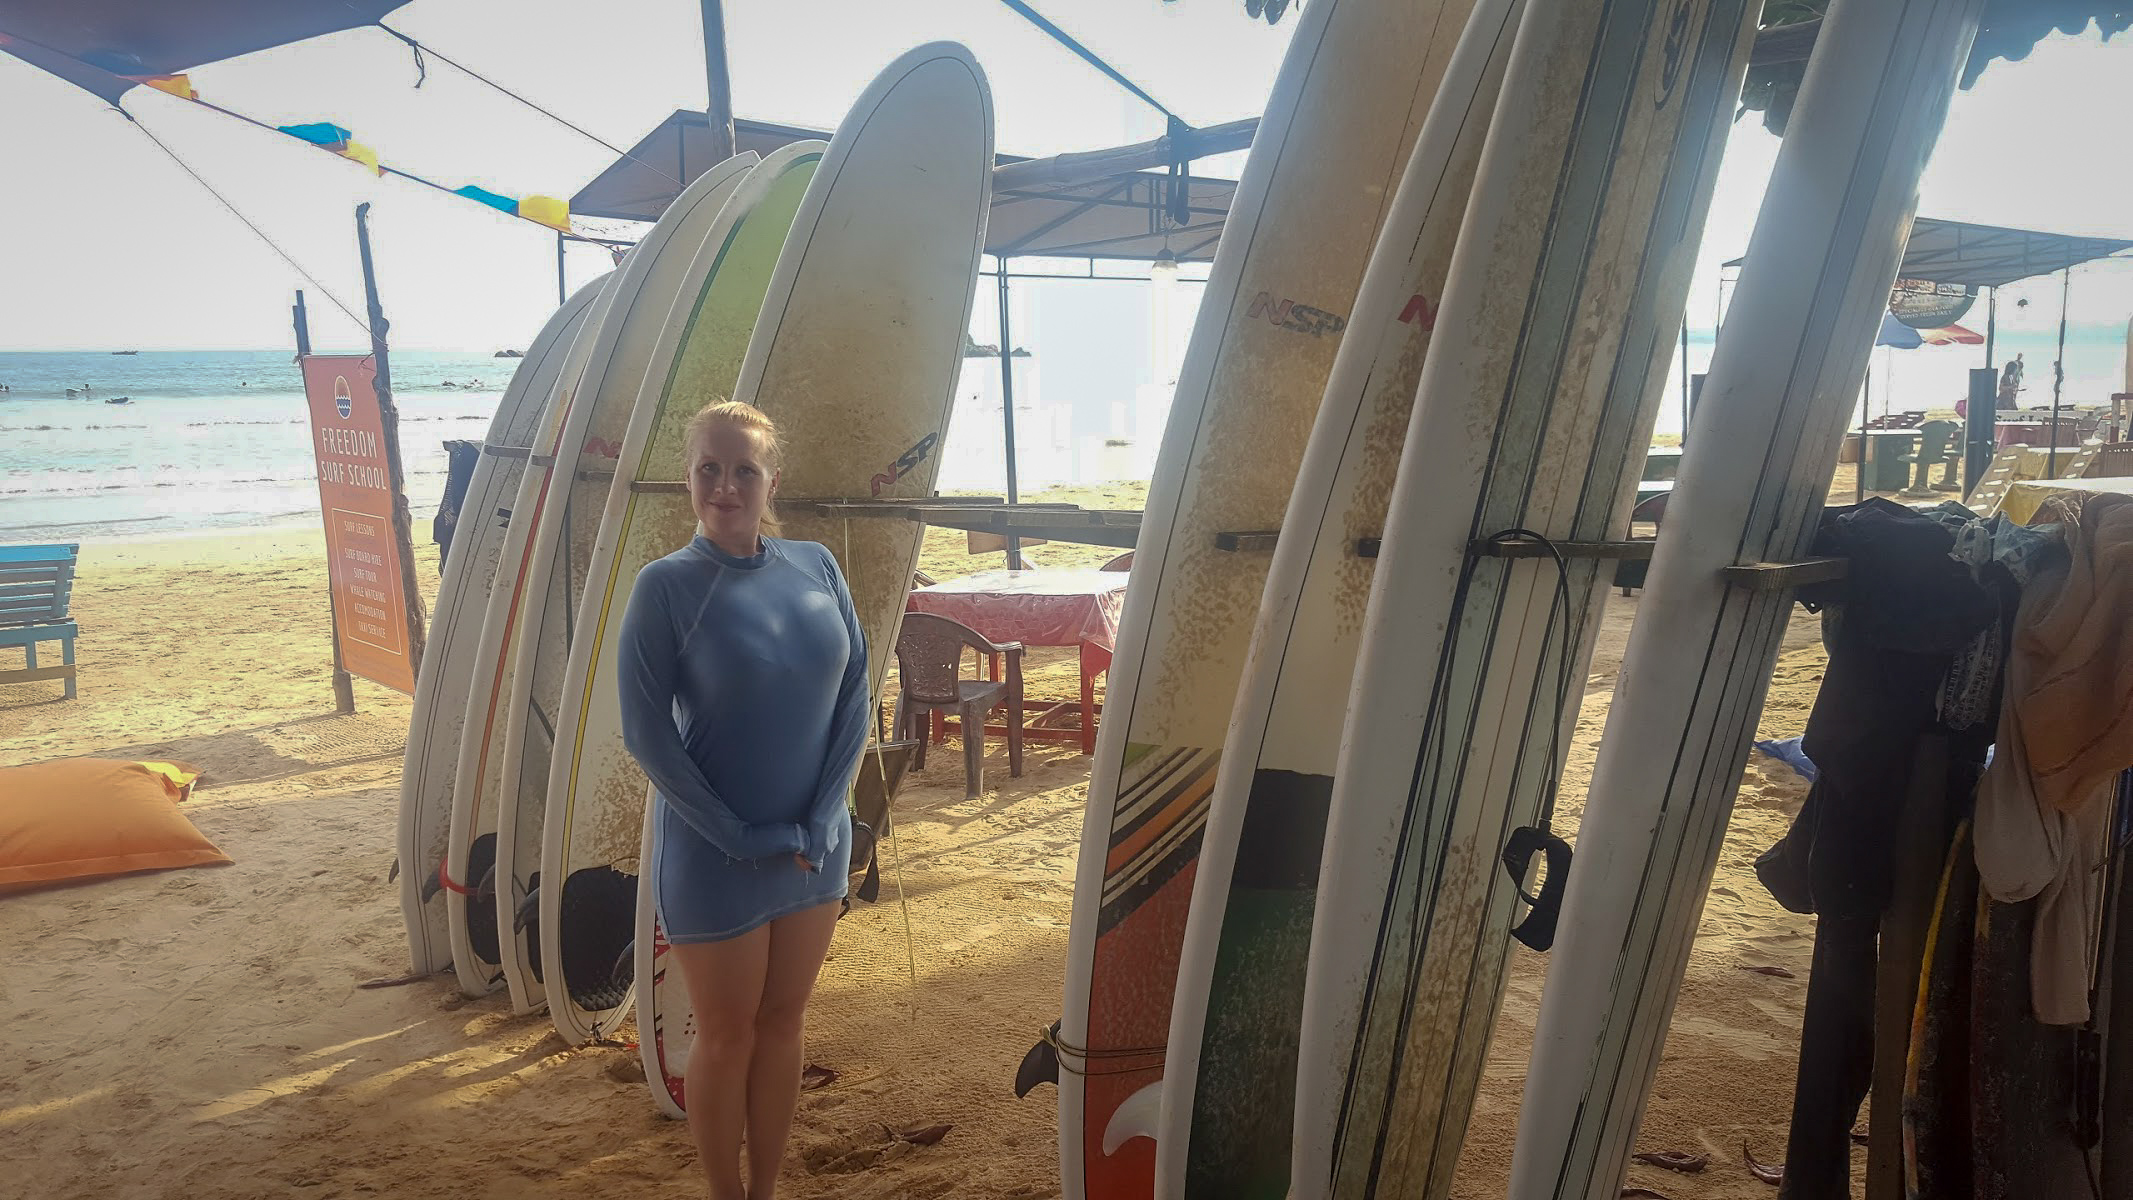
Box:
686, 419, 778, 549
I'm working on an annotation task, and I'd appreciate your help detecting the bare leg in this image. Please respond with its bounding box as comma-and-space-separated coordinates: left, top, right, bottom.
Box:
672, 928, 771, 1200
744, 900, 842, 1200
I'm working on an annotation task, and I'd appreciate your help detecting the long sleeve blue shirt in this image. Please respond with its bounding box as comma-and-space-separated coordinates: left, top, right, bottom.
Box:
618, 534, 868, 938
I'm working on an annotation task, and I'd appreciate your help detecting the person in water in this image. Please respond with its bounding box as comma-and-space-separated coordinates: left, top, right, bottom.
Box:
617, 398, 867, 1200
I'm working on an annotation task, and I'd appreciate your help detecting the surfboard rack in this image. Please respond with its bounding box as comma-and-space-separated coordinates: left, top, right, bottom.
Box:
608, 490, 1145, 549
1467, 537, 1849, 592
1718, 556, 1849, 590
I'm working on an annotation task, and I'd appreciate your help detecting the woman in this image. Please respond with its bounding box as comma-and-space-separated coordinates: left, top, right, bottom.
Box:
617, 399, 868, 1200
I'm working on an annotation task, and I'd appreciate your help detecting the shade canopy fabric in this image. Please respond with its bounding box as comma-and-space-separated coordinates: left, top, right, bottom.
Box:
570, 110, 1237, 262
1731, 217, 2133, 289
0, 1, 404, 104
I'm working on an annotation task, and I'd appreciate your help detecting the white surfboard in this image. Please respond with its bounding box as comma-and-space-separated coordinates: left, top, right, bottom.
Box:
457, 154, 758, 1008
1287, 2, 1758, 1197
1055, 2, 1488, 1195
1505, 3, 1988, 1197
534, 141, 821, 1042
449, 273, 623, 1009
1154, 3, 1521, 1195
396, 278, 608, 978
623, 44, 994, 1115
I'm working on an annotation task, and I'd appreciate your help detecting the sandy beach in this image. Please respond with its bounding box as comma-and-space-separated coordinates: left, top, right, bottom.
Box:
2, 482, 1837, 1200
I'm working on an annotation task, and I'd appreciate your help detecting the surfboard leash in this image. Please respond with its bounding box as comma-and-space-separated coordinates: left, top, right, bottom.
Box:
846, 514, 924, 1013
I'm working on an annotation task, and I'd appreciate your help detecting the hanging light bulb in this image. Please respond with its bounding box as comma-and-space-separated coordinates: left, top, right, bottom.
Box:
1150, 243, 1179, 281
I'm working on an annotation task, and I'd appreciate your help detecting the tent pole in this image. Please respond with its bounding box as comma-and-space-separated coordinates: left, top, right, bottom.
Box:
1678, 318, 1691, 448
556, 232, 567, 306
700, 0, 736, 164
996, 263, 1023, 569
354, 203, 428, 682
1857, 362, 1870, 502
1983, 286, 1996, 371
292, 289, 355, 715
2049, 265, 2071, 476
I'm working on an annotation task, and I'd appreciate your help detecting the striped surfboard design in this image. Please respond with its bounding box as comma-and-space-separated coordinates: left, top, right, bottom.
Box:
1055, 1, 1485, 1195
1504, 2, 1989, 1197
1288, 0, 1759, 1197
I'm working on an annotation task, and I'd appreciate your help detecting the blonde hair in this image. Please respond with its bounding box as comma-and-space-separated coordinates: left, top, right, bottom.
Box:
685, 399, 782, 534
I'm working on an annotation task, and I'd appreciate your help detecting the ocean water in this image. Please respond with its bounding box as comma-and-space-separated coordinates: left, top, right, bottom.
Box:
0, 350, 514, 542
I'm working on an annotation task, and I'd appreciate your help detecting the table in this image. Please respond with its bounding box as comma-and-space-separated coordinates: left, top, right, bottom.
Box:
907, 568, 1129, 753
2002, 476, 2130, 525
1995, 420, 2089, 450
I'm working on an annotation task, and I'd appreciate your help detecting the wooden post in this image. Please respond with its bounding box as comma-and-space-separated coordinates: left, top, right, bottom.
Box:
354, 204, 430, 680
293, 289, 357, 715
701, 0, 736, 164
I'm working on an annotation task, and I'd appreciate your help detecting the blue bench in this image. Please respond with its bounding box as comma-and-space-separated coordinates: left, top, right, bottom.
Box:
0, 543, 79, 699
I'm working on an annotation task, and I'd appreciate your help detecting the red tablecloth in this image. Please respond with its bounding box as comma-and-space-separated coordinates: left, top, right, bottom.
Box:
906, 568, 1127, 650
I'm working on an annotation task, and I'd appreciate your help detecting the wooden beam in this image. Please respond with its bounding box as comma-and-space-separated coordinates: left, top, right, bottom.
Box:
0, 664, 75, 686
992, 118, 1258, 193
1213, 530, 1280, 552
1472, 538, 1658, 561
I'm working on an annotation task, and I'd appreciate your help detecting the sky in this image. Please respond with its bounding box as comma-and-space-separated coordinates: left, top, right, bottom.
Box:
0, 1, 2129, 369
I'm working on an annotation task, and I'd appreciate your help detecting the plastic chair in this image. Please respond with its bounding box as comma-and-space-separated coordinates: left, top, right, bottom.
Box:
2086, 443, 2133, 479
1898, 419, 1963, 496
1100, 551, 1135, 572
893, 612, 1024, 799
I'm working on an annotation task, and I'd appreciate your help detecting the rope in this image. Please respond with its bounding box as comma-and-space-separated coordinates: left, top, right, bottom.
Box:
994, 0, 1184, 123
375, 23, 682, 188
845, 515, 922, 1009
1035, 1023, 1167, 1077
120, 108, 371, 334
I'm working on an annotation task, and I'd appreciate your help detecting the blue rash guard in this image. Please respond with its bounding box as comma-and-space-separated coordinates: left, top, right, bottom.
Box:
618, 534, 868, 943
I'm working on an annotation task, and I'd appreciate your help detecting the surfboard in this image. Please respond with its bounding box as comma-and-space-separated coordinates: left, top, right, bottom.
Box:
1153, 4, 1520, 1196
1054, 2, 1488, 1194
395, 277, 608, 978
452, 155, 758, 1009
1286, 2, 1757, 1197
450, 275, 621, 1011
1502, 5, 1987, 1197
529, 140, 820, 1043
622, 42, 993, 1116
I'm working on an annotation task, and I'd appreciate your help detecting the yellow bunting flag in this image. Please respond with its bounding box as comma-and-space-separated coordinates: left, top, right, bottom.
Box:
134, 73, 197, 100
516, 193, 570, 232
337, 141, 381, 175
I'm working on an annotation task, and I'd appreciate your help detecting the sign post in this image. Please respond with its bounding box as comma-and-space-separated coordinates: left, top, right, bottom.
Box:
292, 291, 357, 713
290, 206, 428, 702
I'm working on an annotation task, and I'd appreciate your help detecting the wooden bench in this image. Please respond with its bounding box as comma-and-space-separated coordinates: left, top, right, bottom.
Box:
1, 543, 80, 699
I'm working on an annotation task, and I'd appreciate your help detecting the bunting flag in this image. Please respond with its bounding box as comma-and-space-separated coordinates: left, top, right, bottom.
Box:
515, 194, 570, 232
129, 73, 196, 100
337, 140, 381, 174
453, 184, 518, 214
277, 122, 352, 150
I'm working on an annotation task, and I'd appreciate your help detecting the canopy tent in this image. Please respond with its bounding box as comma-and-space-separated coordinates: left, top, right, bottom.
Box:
572, 110, 1240, 263
0, 1, 403, 105
1727, 216, 2133, 289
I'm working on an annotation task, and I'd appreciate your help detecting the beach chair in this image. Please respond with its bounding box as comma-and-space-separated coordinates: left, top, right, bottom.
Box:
2086, 443, 2133, 479
2058, 441, 2102, 480
0, 543, 80, 699
1963, 445, 2027, 518
1898, 420, 1963, 497
892, 612, 1024, 800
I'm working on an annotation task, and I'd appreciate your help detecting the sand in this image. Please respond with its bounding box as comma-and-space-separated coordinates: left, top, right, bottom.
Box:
2, 481, 1837, 1199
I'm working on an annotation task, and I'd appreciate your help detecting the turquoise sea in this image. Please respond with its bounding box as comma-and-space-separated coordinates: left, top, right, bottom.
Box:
0, 350, 512, 542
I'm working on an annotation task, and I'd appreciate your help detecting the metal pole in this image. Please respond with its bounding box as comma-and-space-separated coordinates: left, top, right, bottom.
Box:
2049, 265, 2071, 476
1983, 287, 1996, 371
1857, 362, 1869, 502
355, 203, 430, 679
293, 289, 355, 715
556, 231, 567, 306
1678, 318, 1691, 448
996, 264, 1023, 569
700, 0, 737, 164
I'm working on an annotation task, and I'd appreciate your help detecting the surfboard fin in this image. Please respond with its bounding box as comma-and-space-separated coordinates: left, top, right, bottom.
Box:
475, 864, 498, 902
1013, 1021, 1061, 1097
610, 940, 636, 989
513, 888, 541, 935
388, 856, 400, 885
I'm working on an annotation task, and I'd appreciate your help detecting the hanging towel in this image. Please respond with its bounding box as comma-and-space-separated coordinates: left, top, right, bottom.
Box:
2013, 492, 2133, 813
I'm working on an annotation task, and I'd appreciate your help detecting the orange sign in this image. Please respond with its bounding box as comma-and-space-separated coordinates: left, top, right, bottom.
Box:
301, 355, 419, 694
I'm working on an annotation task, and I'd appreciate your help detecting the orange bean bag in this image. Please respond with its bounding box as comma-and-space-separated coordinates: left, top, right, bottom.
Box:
0, 758, 230, 892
